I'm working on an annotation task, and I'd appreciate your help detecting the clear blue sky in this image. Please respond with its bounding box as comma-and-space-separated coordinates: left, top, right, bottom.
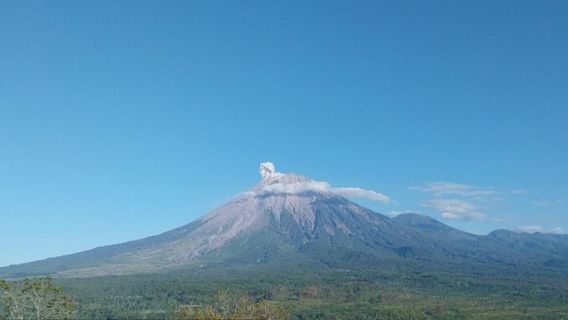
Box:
1, 0, 567, 267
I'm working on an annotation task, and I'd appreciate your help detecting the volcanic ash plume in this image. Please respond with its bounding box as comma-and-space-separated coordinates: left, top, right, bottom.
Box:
259, 162, 277, 178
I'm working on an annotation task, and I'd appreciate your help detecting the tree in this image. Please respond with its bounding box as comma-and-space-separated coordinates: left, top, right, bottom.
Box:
0, 277, 75, 320
171, 291, 290, 320
172, 305, 222, 320
231, 300, 289, 320
214, 291, 251, 319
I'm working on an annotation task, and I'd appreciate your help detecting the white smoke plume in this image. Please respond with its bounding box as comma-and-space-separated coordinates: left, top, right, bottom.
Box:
259, 162, 278, 178
255, 162, 390, 204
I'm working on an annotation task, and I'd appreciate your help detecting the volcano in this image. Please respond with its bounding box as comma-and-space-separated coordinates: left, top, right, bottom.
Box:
1, 163, 567, 279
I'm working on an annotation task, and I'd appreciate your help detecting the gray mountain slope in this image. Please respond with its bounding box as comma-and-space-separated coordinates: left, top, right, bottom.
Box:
1, 172, 568, 279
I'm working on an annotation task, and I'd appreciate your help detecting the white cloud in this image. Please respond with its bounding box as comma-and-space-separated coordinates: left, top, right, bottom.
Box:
261, 180, 330, 194
516, 226, 544, 233
423, 199, 502, 222
411, 182, 525, 199
332, 187, 390, 203
550, 227, 565, 234
412, 182, 521, 223
530, 200, 552, 208
254, 162, 391, 204
261, 180, 391, 204
410, 182, 499, 197
530, 199, 565, 208
515, 226, 565, 234
386, 211, 413, 218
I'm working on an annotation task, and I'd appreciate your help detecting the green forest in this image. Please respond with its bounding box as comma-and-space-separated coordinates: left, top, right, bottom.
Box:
2, 266, 568, 320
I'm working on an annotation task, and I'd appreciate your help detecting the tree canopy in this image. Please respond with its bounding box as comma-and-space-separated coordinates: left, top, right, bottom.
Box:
0, 277, 75, 320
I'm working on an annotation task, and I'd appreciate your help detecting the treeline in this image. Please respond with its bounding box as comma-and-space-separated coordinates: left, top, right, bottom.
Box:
3, 269, 568, 320
1, 278, 289, 320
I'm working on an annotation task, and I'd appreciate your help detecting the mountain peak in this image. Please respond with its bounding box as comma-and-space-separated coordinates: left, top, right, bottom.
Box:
261, 173, 313, 185
6, 163, 567, 279
252, 162, 329, 197
2, 163, 568, 279
393, 212, 475, 239
257, 162, 311, 184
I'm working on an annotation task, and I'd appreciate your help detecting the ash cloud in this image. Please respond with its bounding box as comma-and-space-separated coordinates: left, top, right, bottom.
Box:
259, 162, 278, 178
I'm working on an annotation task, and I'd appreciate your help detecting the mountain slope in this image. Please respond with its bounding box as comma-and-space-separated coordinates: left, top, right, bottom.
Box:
1, 165, 567, 279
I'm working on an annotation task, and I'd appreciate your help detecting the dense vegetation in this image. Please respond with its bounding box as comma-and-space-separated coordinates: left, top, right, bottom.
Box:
2, 203, 567, 319
27, 265, 565, 320
0, 277, 75, 320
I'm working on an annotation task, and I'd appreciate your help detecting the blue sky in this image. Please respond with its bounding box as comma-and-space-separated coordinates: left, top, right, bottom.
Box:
1, 0, 567, 267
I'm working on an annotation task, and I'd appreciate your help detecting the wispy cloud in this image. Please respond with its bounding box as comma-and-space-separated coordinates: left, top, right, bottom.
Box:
411, 182, 519, 222
422, 199, 502, 222
411, 182, 499, 197
386, 211, 412, 218
259, 180, 391, 203
332, 187, 390, 203
253, 162, 391, 204
530, 199, 565, 208
515, 226, 564, 235
411, 182, 525, 198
